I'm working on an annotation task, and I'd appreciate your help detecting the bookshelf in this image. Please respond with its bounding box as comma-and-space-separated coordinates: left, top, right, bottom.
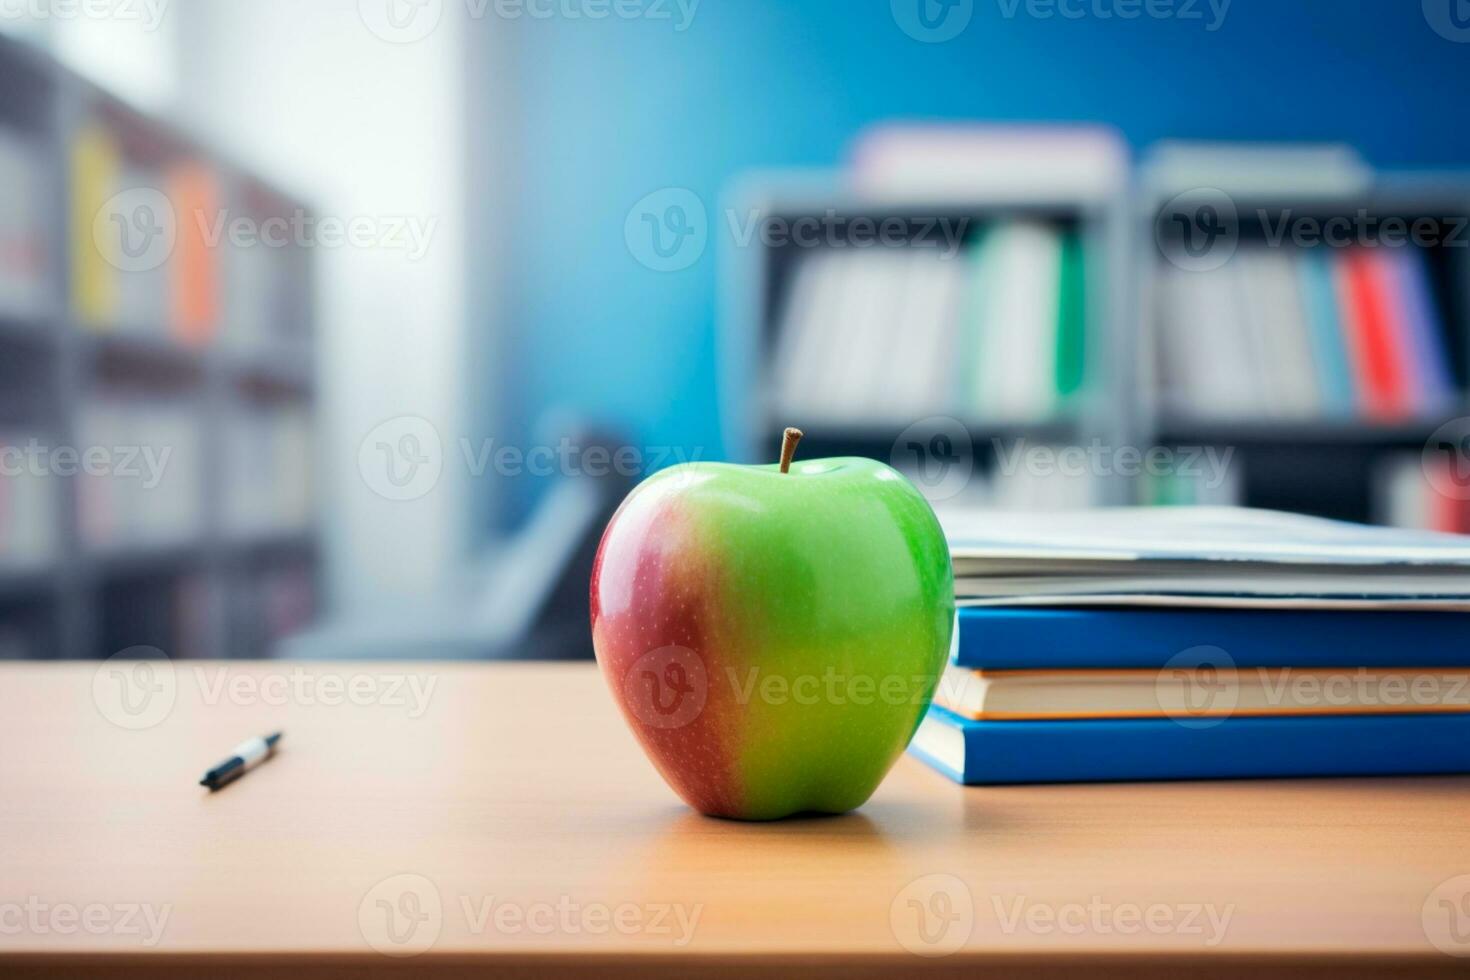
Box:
726, 141, 1470, 531
0, 35, 319, 661
719, 171, 1134, 510
1137, 147, 1470, 525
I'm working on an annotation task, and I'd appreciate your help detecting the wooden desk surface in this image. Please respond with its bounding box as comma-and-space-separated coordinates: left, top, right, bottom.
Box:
2, 661, 1469, 978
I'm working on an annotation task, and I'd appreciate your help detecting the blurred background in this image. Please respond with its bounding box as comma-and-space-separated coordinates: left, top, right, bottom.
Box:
3, 0, 1470, 663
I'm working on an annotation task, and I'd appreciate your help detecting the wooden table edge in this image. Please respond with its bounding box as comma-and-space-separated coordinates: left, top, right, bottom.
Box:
1, 949, 1464, 979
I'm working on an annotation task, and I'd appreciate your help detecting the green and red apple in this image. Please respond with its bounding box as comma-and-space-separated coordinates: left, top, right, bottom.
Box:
590, 430, 954, 820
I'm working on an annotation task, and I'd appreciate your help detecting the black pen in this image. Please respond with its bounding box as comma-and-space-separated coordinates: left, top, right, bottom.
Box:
200, 732, 282, 791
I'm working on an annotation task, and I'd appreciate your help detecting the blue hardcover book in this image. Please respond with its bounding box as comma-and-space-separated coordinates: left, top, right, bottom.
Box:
955, 606, 1470, 670
909, 704, 1470, 784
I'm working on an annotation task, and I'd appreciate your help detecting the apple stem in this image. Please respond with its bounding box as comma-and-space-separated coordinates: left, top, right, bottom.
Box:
779, 427, 804, 474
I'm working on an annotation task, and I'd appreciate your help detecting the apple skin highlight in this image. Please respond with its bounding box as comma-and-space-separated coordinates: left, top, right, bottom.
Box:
590, 457, 954, 821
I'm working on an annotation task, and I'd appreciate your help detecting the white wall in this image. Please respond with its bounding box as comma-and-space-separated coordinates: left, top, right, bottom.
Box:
173, 0, 471, 613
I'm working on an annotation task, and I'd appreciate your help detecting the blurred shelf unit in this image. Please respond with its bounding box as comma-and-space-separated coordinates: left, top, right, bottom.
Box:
723, 131, 1470, 529
720, 126, 1134, 511
0, 35, 319, 660
1138, 142, 1470, 526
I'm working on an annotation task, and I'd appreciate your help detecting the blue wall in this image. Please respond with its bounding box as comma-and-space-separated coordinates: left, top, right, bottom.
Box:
490, 0, 1470, 524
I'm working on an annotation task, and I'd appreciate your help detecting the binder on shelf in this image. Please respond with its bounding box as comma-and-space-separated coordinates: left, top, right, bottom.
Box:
1295, 248, 1356, 416
0, 429, 58, 570
1386, 245, 1455, 412
0, 128, 49, 319
70, 122, 120, 327
169, 160, 220, 347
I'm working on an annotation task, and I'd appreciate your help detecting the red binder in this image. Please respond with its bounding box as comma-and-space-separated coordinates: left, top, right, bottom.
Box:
1336, 248, 1411, 419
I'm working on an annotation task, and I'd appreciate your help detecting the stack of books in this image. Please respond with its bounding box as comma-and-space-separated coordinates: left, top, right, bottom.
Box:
911, 507, 1470, 783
